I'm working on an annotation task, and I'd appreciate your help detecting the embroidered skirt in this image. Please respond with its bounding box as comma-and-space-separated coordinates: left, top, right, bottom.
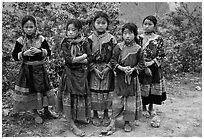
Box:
13, 62, 56, 113
57, 66, 91, 121
139, 65, 167, 105
111, 76, 142, 121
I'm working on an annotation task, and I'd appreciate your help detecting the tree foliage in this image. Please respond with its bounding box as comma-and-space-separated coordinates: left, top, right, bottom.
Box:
2, 2, 123, 91
2, 2, 202, 92
158, 2, 202, 77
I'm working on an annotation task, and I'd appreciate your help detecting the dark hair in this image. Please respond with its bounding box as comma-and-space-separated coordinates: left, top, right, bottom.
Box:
21, 15, 37, 27
142, 15, 157, 26
93, 11, 109, 25
122, 23, 139, 44
66, 19, 82, 34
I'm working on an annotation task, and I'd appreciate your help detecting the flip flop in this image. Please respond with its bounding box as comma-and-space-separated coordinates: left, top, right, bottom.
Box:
124, 123, 132, 132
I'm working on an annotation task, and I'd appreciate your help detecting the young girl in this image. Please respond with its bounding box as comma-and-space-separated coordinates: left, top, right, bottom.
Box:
57, 19, 92, 137
138, 15, 166, 117
12, 15, 57, 124
102, 23, 145, 134
88, 11, 117, 127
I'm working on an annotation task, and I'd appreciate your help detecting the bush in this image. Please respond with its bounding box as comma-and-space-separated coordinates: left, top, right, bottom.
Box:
2, 2, 123, 91
158, 2, 202, 78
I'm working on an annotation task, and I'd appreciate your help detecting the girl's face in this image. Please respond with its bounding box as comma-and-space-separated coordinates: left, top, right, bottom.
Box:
94, 17, 108, 33
67, 24, 79, 39
23, 20, 36, 36
123, 28, 135, 44
143, 19, 155, 33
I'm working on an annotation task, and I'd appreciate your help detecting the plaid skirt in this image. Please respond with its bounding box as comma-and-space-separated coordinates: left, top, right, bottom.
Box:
12, 62, 56, 113
90, 91, 113, 111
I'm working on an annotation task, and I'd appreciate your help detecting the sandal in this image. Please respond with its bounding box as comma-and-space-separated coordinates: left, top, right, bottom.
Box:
142, 110, 150, 118
102, 117, 110, 127
92, 117, 101, 127
70, 126, 85, 137
124, 122, 132, 132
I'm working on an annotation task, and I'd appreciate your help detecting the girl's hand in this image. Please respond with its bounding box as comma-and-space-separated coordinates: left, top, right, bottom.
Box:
119, 66, 131, 72
81, 54, 87, 59
145, 61, 154, 67
23, 49, 34, 56
30, 47, 41, 54
125, 68, 134, 75
101, 67, 109, 80
145, 68, 152, 76
94, 68, 102, 79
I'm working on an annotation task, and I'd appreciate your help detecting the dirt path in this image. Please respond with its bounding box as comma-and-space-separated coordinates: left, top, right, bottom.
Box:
44, 75, 202, 137
2, 74, 202, 137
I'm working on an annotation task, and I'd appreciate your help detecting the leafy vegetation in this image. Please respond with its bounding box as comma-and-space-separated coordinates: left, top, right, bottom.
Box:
2, 2, 202, 93
2, 2, 202, 137
158, 2, 202, 78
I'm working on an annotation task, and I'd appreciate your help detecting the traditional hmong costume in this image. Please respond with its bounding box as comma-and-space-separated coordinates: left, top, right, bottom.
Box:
138, 33, 167, 105
12, 34, 56, 113
88, 31, 117, 111
57, 36, 92, 122
110, 41, 145, 121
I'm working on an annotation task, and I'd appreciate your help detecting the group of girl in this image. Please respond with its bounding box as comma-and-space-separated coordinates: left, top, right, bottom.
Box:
12, 11, 166, 137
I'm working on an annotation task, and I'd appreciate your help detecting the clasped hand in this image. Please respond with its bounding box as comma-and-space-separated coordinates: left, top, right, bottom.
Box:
23, 47, 41, 56
123, 66, 134, 75
94, 67, 109, 80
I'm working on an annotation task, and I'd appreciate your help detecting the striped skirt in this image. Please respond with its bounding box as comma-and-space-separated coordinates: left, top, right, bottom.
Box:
57, 66, 91, 121
111, 76, 142, 121
12, 62, 56, 113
